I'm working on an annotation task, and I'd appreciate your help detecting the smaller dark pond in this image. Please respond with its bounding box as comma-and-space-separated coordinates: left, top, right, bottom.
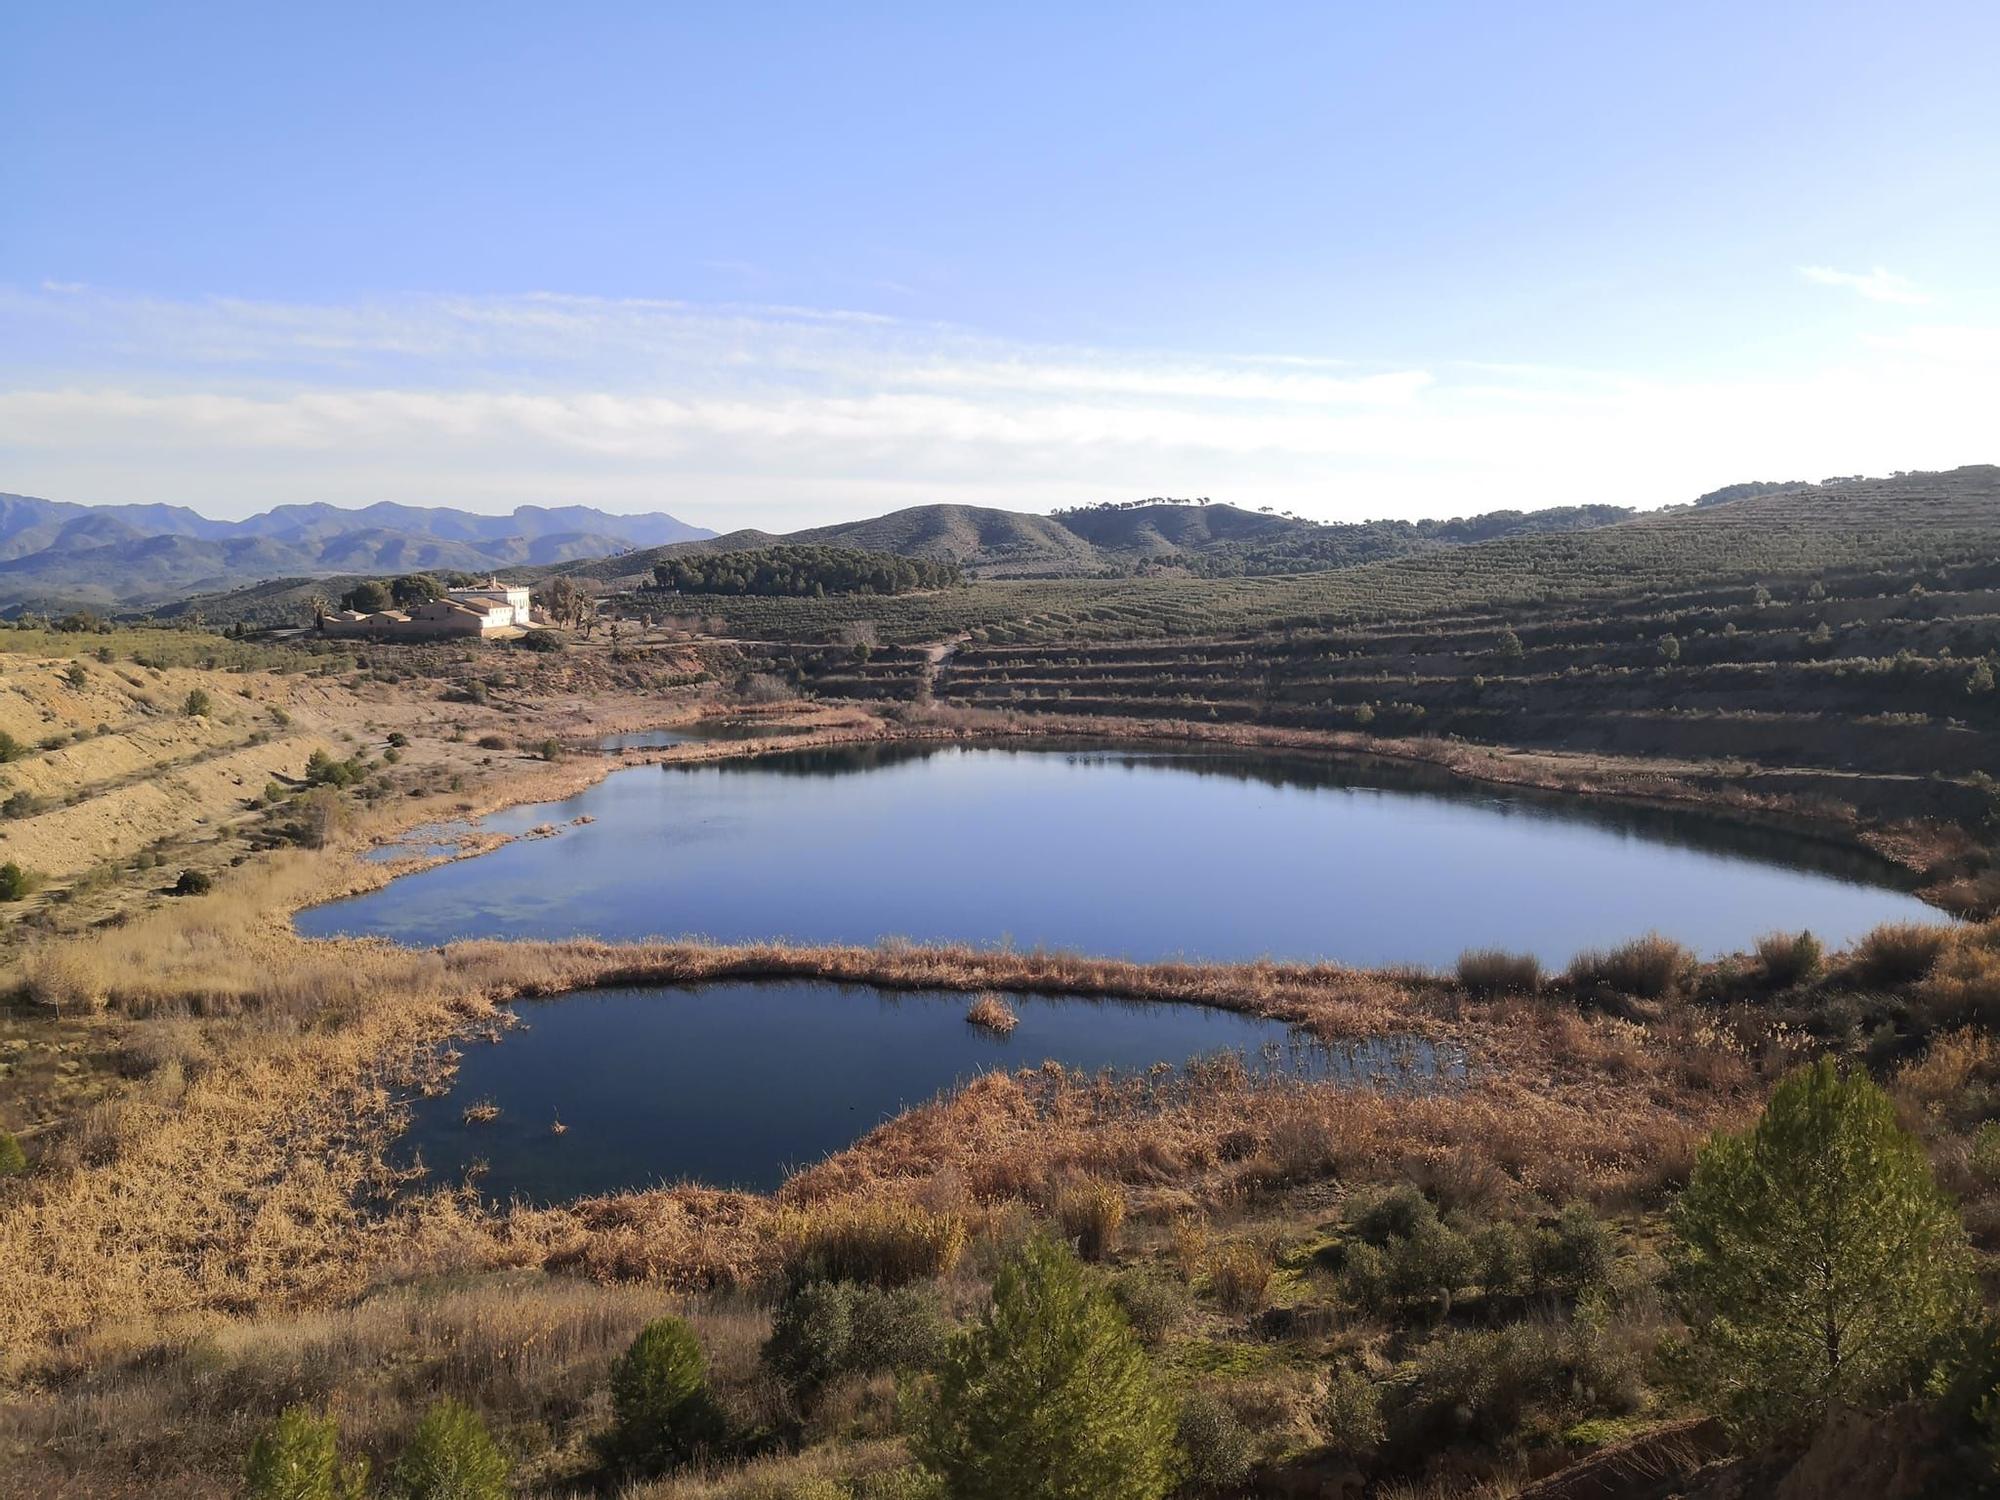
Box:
405, 980, 1459, 1201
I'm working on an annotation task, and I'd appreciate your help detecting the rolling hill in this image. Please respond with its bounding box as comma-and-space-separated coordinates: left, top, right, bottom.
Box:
0, 494, 713, 609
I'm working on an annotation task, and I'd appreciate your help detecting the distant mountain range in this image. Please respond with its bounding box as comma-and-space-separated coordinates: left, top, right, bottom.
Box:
146, 496, 1664, 625
0, 494, 713, 608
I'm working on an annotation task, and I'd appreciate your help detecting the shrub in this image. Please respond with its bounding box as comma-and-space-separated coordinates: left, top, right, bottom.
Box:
1054, 1176, 1127, 1261
1972, 1122, 2000, 1184
912, 1234, 1175, 1500
1347, 1185, 1435, 1247
1112, 1272, 1192, 1347
304, 749, 365, 787
1565, 933, 1693, 998
245, 1406, 366, 1500
390, 1399, 507, 1499
1531, 1203, 1615, 1297
1470, 1220, 1531, 1299
63, 662, 87, 689
184, 688, 212, 717
1322, 1365, 1386, 1460
1455, 948, 1542, 996
607, 1316, 724, 1475
1852, 922, 1952, 986
1206, 1242, 1273, 1316
775, 1199, 967, 1289
1174, 1391, 1251, 1495
475, 734, 510, 751
172, 869, 213, 896
1667, 1057, 1976, 1441
518, 628, 565, 652
0, 862, 36, 901
763, 1279, 947, 1399
1388, 1317, 1640, 1452
0, 1128, 27, 1177
0, 730, 24, 761
1754, 930, 1824, 989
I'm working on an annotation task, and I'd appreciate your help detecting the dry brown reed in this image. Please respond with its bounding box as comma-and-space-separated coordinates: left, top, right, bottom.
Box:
965, 992, 1019, 1035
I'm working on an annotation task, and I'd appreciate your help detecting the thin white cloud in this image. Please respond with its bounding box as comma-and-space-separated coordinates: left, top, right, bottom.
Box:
0, 284, 1995, 528
1800, 264, 1930, 305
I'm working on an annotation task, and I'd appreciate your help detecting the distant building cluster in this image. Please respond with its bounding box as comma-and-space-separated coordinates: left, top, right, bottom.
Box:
319, 580, 543, 640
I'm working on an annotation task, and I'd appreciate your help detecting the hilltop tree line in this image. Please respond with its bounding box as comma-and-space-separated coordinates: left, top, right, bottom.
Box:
650, 545, 961, 598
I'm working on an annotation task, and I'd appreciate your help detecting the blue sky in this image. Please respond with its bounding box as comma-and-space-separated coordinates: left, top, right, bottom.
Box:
2, 2, 1996, 527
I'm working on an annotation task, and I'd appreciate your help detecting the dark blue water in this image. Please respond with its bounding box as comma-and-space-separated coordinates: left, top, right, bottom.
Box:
406, 980, 1445, 1199
304, 743, 1941, 966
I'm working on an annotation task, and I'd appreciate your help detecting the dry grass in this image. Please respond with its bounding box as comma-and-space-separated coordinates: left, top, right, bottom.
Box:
1852, 920, 1955, 987
964, 992, 1019, 1035
1564, 933, 1695, 1000
1051, 1175, 1127, 1261
1456, 949, 1543, 997
768, 1198, 968, 1289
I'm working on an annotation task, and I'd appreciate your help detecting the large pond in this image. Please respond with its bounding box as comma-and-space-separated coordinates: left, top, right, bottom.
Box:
407, 980, 1443, 1200
303, 742, 1941, 967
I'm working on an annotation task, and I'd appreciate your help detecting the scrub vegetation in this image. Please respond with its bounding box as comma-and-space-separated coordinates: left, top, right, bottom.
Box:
5, 467, 2000, 1496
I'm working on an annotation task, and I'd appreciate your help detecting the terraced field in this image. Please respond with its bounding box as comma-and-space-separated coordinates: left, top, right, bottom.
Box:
669, 468, 2000, 646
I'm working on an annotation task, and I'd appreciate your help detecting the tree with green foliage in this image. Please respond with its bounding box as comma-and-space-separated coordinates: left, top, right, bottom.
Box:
340, 580, 394, 613
653, 544, 961, 598
606, 1316, 723, 1475
0, 862, 35, 901
0, 1127, 27, 1177
391, 573, 446, 608
184, 687, 212, 717
1667, 1057, 1975, 1442
912, 1233, 1175, 1500
63, 661, 88, 690
244, 1406, 368, 1500
390, 1399, 508, 1500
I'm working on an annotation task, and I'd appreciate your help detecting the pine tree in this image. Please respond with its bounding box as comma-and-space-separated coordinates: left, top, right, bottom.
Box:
390, 1399, 508, 1499
912, 1233, 1175, 1500
1667, 1057, 1974, 1441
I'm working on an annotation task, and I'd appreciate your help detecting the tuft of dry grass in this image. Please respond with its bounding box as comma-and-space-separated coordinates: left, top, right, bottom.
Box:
1852, 920, 1954, 987
1753, 929, 1824, 989
1206, 1241, 1274, 1315
965, 992, 1019, 1035
1565, 933, 1694, 1000
1456, 949, 1543, 997
769, 1197, 967, 1289
1051, 1175, 1126, 1262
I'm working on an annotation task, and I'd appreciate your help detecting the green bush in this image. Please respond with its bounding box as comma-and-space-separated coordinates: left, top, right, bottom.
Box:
390, 1399, 508, 1500
1531, 1204, 1615, 1297
912, 1233, 1175, 1500
0, 862, 36, 901
245, 1406, 367, 1500
763, 1279, 946, 1399
304, 748, 365, 787
173, 869, 213, 896
1112, 1271, 1192, 1347
1754, 930, 1824, 989
1668, 1057, 1975, 1441
1972, 1122, 2000, 1184
0, 730, 24, 762
184, 688, 212, 717
1388, 1317, 1640, 1453
1174, 1391, 1251, 1495
1322, 1365, 1386, 1460
518, 628, 566, 653
607, 1316, 723, 1475
0, 1128, 27, 1177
